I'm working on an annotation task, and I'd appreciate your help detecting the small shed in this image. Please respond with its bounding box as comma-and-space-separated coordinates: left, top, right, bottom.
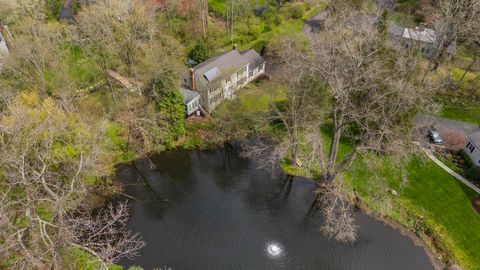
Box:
182, 87, 201, 116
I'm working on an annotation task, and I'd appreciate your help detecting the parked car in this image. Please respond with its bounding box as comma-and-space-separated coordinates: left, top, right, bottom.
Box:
428, 128, 444, 145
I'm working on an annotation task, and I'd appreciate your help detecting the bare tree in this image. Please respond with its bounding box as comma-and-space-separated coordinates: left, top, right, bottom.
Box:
67, 201, 145, 265
242, 35, 328, 171
430, 0, 480, 70
457, 9, 480, 84
249, 9, 429, 242
318, 182, 357, 243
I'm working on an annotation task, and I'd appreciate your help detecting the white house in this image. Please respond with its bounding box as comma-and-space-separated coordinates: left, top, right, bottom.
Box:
181, 45, 266, 115
465, 132, 480, 172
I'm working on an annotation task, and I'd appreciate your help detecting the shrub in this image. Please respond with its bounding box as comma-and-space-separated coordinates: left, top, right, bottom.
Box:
144, 75, 187, 149
187, 41, 210, 64
289, 3, 306, 19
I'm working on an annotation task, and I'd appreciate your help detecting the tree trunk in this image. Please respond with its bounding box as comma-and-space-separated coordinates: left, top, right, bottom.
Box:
458, 55, 477, 84
226, 0, 229, 33
328, 126, 342, 172
231, 0, 234, 41
166, 1, 173, 35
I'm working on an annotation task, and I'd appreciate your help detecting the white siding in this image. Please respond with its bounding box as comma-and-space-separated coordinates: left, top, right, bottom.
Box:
465, 140, 480, 166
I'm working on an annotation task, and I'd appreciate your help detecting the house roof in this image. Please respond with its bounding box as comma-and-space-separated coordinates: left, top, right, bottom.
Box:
191, 48, 265, 90
181, 87, 200, 105
241, 49, 265, 69
402, 27, 436, 43
467, 132, 480, 149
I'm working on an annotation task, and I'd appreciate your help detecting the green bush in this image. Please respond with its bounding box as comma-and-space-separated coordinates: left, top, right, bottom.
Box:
289, 3, 306, 19
46, 0, 63, 20
187, 41, 210, 64
61, 247, 103, 270
466, 165, 480, 181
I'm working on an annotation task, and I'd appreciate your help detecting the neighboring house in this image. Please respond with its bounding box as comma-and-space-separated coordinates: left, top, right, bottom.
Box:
388, 22, 456, 58
464, 132, 480, 172
181, 45, 266, 115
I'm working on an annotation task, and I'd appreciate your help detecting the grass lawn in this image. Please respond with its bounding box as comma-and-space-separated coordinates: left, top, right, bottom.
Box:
403, 158, 480, 267
208, 0, 268, 16
345, 152, 480, 268
205, 1, 327, 52
208, 0, 227, 15
439, 98, 480, 125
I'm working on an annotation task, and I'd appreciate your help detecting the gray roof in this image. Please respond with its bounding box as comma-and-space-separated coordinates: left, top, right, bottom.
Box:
191, 49, 265, 90
467, 132, 480, 148
241, 49, 265, 69
181, 87, 200, 105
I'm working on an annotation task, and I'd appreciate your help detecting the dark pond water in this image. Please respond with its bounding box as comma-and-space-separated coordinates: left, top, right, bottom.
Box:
117, 146, 434, 270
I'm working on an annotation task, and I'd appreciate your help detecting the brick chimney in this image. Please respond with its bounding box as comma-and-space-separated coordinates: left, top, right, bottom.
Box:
233, 44, 238, 51
189, 68, 195, 91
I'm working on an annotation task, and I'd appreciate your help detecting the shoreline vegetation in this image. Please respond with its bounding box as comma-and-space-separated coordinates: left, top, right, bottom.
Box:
0, 0, 479, 269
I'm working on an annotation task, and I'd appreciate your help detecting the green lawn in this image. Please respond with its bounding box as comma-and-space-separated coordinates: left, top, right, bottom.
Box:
208, 0, 268, 16
346, 153, 480, 268
403, 159, 480, 267
208, 0, 227, 15
439, 99, 480, 125
206, 1, 326, 52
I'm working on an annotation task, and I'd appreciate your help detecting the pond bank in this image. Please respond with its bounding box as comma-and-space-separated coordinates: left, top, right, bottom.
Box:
116, 146, 436, 269
354, 196, 445, 270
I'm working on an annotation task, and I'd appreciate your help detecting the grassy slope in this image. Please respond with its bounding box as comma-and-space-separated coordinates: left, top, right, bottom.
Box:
345, 151, 480, 267
208, 0, 268, 16
206, 1, 326, 52
403, 159, 480, 266
439, 99, 480, 125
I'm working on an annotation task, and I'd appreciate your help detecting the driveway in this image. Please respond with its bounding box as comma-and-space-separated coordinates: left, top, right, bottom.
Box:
414, 113, 480, 149
415, 114, 480, 136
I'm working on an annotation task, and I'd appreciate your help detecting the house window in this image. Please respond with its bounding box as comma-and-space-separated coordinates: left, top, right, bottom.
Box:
467, 141, 476, 153
258, 64, 264, 72
249, 70, 254, 77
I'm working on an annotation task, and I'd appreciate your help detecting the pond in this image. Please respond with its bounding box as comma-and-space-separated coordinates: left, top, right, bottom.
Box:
117, 146, 434, 270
